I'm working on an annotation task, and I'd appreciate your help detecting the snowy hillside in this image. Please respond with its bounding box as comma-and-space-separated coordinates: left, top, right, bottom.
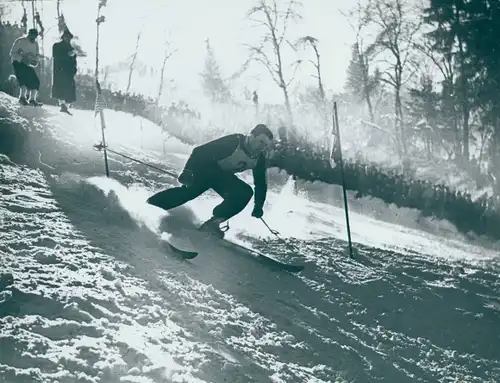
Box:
1, 93, 499, 383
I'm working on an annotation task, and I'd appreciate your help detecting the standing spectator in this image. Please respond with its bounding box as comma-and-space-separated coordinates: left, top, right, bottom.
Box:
252, 90, 259, 114
9, 28, 42, 106
52, 28, 77, 114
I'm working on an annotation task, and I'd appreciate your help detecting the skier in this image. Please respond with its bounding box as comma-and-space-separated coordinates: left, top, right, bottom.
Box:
147, 124, 274, 238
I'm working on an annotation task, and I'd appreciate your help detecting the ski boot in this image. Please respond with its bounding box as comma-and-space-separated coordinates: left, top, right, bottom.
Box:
60, 104, 72, 115
198, 217, 228, 239
29, 99, 43, 107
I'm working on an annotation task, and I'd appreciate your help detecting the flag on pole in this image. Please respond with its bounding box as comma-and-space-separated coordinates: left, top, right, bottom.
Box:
94, 80, 106, 116
98, 0, 108, 10
329, 115, 340, 168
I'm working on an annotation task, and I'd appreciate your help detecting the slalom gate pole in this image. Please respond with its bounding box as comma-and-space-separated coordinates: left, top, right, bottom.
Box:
31, 0, 36, 29
93, 144, 178, 178
94, 83, 110, 178
333, 102, 354, 258
94, 1, 109, 177
98, 109, 110, 177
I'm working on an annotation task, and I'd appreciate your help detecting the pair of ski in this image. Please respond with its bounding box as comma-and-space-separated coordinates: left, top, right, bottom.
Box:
163, 232, 305, 273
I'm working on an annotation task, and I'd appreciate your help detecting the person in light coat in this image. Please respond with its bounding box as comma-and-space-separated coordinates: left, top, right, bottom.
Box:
9, 28, 42, 106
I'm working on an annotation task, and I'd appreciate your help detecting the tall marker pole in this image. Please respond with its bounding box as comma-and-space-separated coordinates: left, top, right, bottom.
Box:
95, 0, 109, 177
333, 102, 354, 258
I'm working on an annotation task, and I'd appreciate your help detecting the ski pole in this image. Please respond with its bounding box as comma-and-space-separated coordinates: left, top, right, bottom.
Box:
260, 218, 299, 254
93, 143, 178, 178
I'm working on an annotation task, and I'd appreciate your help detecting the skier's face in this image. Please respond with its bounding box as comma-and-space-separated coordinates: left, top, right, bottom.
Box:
248, 133, 272, 155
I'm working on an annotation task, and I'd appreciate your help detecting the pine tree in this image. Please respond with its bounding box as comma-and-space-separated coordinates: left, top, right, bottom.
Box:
200, 39, 231, 104
424, 0, 473, 161
407, 75, 441, 158
345, 43, 380, 122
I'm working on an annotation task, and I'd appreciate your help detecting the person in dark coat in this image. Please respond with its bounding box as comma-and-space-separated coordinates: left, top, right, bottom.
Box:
52, 28, 77, 114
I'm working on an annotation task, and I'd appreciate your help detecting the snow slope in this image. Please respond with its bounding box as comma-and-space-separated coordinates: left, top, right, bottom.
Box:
1, 93, 499, 383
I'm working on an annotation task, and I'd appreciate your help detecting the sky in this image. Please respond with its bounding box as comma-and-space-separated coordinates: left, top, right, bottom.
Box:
4, 0, 358, 106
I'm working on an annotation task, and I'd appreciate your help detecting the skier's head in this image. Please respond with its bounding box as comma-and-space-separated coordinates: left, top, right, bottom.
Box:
27, 29, 38, 42
246, 124, 274, 155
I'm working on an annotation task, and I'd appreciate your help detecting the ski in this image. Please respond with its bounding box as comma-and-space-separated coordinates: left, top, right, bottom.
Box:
220, 239, 305, 273
160, 231, 304, 272
160, 236, 199, 259
167, 242, 199, 259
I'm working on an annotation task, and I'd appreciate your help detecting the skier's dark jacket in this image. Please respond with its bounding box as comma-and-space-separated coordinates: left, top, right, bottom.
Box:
183, 133, 267, 211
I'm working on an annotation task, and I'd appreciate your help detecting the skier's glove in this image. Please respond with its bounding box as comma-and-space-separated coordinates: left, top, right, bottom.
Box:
178, 169, 195, 187
251, 206, 263, 218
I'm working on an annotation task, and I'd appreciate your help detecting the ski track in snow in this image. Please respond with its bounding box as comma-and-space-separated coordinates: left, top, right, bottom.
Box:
1, 98, 500, 383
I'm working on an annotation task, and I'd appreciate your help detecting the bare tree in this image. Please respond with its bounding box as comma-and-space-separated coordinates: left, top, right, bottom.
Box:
246, 0, 302, 121
296, 36, 324, 102
0, 3, 10, 24
157, 42, 178, 105
125, 31, 142, 94
366, 0, 423, 155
